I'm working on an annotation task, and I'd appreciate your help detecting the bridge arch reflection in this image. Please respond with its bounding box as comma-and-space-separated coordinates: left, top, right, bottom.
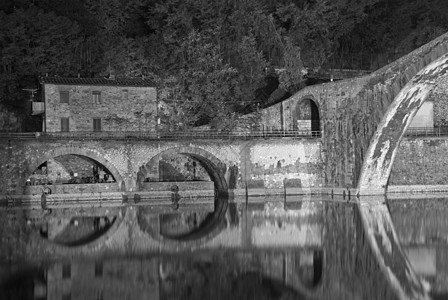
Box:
137, 146, 229, 244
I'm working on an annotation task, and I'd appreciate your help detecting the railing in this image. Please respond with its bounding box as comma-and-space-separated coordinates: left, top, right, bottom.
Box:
3, 127, 446, 140
0, 130, 322, 141
404, 127, 448, 137
0, 132, 37, 139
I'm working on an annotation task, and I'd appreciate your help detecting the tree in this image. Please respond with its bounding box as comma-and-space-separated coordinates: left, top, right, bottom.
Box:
160, 31, 243, 131
0, 6, 82, 130
278, 37, 306, 92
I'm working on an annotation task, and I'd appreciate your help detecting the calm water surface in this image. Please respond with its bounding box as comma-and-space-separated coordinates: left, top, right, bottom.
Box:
0, 195, 446, 299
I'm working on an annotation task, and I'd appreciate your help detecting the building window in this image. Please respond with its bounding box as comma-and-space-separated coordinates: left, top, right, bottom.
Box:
93, 118, 102, 132
122, 89, 128, 99
62, 263, 71, 279
93, 91, 101, 104
61, 118, 69, 132
60, 91, 69, 104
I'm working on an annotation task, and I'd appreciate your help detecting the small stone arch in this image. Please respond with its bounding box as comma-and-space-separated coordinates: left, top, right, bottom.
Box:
137, 146, 228, 195
293, 96, 321, 134
19, 146, 125, 194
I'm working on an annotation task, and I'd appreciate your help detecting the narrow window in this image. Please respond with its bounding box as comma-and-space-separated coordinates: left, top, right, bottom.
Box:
61, 118, 69, 132
122, 89, 128, 100
62, 263, 71, 279
93, 91, 101, 104
60, 91, 69, 104
93, 118, 102, 132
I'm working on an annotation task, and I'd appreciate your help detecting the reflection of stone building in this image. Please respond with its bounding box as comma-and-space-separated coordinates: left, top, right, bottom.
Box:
46, 260, 159, 300
41, 251, 321, 300
37, 77, 157, 133
159, 250, 322, 299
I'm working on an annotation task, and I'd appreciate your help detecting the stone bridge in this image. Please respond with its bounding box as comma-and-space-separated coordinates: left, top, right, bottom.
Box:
259, 32, 448, 194
0, 138, 322, 199
2, 33, 448, 199
2, 30, 448, 300
257, 31, 448, 299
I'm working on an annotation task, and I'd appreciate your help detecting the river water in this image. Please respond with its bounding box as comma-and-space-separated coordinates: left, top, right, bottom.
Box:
0, 195, 446, 300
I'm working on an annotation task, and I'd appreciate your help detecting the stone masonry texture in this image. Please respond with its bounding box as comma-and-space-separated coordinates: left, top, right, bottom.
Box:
0, 138, 323, 197
389, 138, 448, 185
43, 83, 157, 133
252, 32, 448, 188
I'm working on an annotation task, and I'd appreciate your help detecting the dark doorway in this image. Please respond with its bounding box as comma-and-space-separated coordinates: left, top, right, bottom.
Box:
294, 99, 320, 134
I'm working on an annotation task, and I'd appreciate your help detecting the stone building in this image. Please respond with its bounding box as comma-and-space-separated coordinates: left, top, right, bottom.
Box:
35, 77, 157, 133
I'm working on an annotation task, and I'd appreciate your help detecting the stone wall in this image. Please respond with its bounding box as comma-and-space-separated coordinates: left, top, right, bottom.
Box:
389, 138, 448, 185
44, 83, 157, 132
432, 79, 448, 127
259, 77, 369, 188
24, 183, 119, 195
142, 181, 214, 191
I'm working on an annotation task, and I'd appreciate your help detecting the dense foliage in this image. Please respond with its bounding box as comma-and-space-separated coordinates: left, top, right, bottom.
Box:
1, 0, 447, 131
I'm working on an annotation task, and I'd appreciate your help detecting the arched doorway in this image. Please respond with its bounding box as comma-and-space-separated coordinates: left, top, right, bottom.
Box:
294, 98, 320, 135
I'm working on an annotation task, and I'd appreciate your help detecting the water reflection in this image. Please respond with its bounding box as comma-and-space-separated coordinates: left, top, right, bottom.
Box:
21, 207, 121, 246
2, 195, 445, 299
389, 197, 448, 299
1, 250, 324, 300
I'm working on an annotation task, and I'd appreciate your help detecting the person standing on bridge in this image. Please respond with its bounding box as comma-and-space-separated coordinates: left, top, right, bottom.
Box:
99, 168, 105, 183
93, 165, 99, 183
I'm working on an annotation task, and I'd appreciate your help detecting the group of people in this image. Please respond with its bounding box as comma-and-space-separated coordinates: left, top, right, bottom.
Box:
26, 166, 115, 186
92, 166, 114, 183
26, 172, 49, 185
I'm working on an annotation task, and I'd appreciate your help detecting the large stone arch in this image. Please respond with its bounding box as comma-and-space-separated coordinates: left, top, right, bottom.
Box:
19, 146, 125, 194
313, 33, 448, 188
358, 53, 448, 194
354, 54, 448, 300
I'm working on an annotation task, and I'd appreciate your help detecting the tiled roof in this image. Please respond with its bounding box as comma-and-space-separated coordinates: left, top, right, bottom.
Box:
41, 76, 156, 87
